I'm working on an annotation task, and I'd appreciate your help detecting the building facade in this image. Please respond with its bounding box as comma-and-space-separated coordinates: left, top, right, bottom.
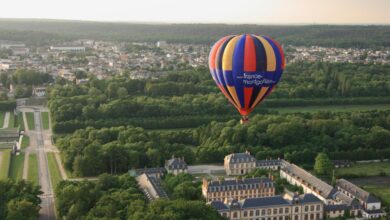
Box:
211, 194, 324, 220
202, 177, 275, 203
165, 156, 188, 175
225, 151, 257, 175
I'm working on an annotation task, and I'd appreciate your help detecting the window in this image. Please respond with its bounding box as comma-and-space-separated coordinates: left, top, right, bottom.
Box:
304, 214, 308, 220
316, 214, 320, 220
233, 212, 238, 218
305, 206, 309, 212
279, 216, 283, 220
310, 205, 314, 211
279, 208, 283, 214
285, 208, 289, 214
285, 216, 290, 220
310, 214, 314, 220
295, 207, 299, 213
268, 209, 272, 215
274, 208, 277, 214
244, 211, 248, 217
250, 211, 254, 217
294, 216, 298, 220
256, 210, 260, 216
273, 217, 277, 220
316, 205, 320, 211
262, 209, 266, 216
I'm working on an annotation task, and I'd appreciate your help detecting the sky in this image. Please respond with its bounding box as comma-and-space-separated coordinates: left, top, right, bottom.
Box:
1, 0, 390, 24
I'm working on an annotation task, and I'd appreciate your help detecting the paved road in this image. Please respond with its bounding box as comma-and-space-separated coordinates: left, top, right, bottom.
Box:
188, 165, 225, 174
19, 107, 56, 220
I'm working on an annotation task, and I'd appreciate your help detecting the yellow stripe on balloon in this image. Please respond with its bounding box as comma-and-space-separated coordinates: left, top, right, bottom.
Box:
250, 87, 269, 108
227, 86, 242, 109
256, 36, 276, 71
222, 36, 241, 71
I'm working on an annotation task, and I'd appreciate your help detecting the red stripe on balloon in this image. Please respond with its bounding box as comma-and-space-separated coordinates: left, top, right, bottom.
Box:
243, 35, 257, 72
244, 87, 253, 110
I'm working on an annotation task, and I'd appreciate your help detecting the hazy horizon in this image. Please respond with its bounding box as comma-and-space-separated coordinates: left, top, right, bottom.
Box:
1, 0, 390, 25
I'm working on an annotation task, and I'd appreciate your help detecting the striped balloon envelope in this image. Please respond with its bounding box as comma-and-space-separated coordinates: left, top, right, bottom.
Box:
209, 34, 285, 123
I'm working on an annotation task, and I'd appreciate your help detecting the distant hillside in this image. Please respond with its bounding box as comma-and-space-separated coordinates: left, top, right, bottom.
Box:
0, 19, 389, 47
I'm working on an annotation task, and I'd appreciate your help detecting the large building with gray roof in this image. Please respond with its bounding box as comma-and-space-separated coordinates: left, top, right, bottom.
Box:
202, 177, 275, 202
280, 162, 337, 204
210, 194, 324, 220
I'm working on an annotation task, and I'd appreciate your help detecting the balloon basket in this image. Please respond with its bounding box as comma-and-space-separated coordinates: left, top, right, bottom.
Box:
240, 116, 249, 124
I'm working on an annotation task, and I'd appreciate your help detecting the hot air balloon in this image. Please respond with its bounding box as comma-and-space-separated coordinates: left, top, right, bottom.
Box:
209, 34, 285, 124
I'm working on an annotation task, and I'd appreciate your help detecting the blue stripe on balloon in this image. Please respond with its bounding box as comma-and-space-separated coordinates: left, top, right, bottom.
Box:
216, 37, 233, 87
231, 34, 246, 108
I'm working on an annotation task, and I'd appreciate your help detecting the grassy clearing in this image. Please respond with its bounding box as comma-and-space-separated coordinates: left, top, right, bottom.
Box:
0, 112, 5, 128
7, 113, 15, 128
9, 152, 25, 180
17, 112, 24, 131
41, 112, 50, 130
0, 149, 11, 179
25, 112, 35, 130
269, 104, 390, 114
21, 135, 30, 149
28, 153, 39, 185
336, 161, 390, 178
47, 153, 62, 188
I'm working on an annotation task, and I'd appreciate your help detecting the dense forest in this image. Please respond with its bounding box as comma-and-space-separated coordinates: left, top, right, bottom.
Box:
48, 62, 390, 133
0, 179, 42, 220
55, 173, 223, 220
56, 110, 390, 177
0, 19, 390, 48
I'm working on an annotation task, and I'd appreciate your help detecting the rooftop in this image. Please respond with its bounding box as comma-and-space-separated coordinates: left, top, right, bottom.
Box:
336, 179, 380, 203
282, 162, 336, 199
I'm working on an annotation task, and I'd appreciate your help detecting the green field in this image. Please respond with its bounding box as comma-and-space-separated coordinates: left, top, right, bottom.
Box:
9, 152, 25, 180
0, 112, 5, 128
336, 161, 390, 178
21, 135, 30, 149
17, 112, 24, 131
27, 153, 39, 184
7, 113, 15, 128
25, 112, 35, 130
47, 153, 62, 188
41, 112, 50, 130
0, 149, 11, 179
269, 104, 390, 114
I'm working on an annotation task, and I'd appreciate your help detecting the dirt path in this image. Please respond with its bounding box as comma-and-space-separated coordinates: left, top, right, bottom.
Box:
3, 112, 10, 128
54, 153, 68, 180
23, 112, 30, 132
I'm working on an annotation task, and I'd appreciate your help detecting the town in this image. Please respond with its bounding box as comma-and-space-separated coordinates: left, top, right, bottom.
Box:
1, 40, 389, 83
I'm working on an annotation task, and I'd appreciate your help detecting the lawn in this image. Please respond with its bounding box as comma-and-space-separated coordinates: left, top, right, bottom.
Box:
41, 112, 50, 130
21, 135, 30, 149
17, 112, 25, 131
0, 112, 5, 128
0, 149, 11, 179
335, 161, 390, 178
25, 112, 35, 130
8, 113, 15, 128
28, 153, 39, 185
269, 104, 390, 114
9, 152, 25, 181
47, 153, 62, 188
